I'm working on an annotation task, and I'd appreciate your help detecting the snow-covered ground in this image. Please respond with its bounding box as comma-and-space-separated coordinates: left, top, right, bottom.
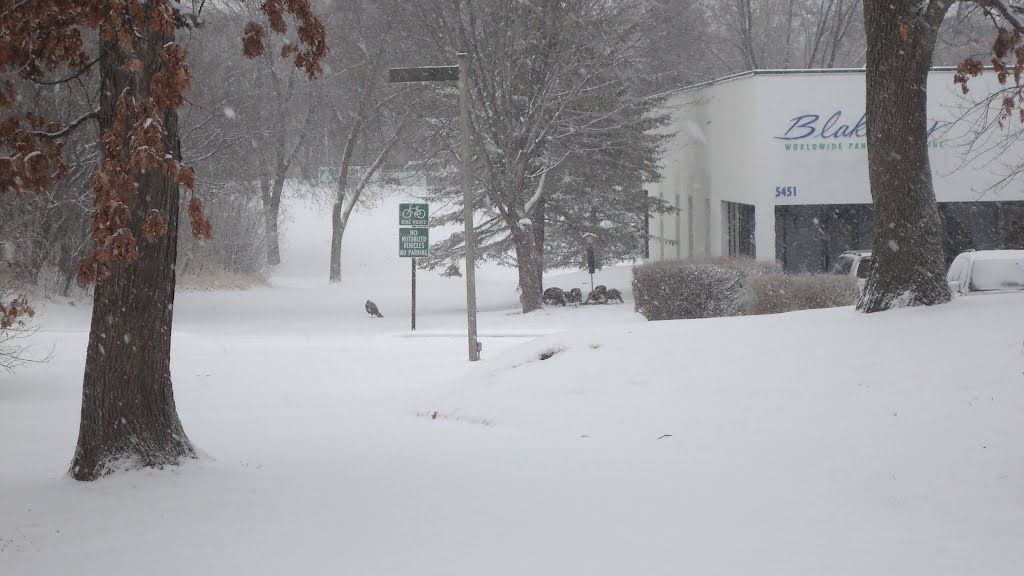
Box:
2, 185, 1023, 575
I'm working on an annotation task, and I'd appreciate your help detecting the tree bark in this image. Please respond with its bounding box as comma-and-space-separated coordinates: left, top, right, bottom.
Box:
514, 227, 543, 313
858, 0, 952, 312
264, 97, 315, 268
70, 28, 194, 481
738, 0, 759, 69
329, 199, 346, 282
534, 197, 545, 293
329, 118, 359, 283
265, 170, 285, 266
782, 0, 795, 68
258, 167, 280, 267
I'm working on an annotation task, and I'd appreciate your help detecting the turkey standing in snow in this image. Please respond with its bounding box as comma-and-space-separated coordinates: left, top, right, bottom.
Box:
365, 300, 383, 318
567, 287, 583, 305
586, 285, 608, 304
542, 287, 568, 306
605, 288, 624, 303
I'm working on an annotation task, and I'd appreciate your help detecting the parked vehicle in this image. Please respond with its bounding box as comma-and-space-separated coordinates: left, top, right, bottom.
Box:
830, 250, 873, 281
946, 249, 1024, 296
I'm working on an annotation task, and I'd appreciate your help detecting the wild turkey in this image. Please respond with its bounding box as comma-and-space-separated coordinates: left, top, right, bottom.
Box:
542, 287, 568, 306
365, 300, 383, 318
606, 288, 624, 303
567, 287, 583, 304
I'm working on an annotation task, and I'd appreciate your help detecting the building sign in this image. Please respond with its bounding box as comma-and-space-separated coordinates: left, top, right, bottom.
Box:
774, 111, 945, 152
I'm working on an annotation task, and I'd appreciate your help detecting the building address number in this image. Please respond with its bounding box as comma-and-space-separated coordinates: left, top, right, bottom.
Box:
775, 186, 797, 198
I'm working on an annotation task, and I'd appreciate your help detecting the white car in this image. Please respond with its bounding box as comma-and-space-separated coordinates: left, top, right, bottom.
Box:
946, 249, 1024, 296
829, 250, 872, 281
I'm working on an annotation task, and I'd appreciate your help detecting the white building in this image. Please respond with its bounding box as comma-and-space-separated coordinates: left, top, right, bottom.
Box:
646, 68, 1024, 272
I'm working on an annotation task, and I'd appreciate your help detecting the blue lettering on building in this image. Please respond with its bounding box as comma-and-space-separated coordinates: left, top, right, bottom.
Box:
776, 111, 941, 141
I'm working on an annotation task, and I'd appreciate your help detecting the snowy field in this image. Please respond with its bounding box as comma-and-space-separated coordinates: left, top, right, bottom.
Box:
2, 186, 1023, 575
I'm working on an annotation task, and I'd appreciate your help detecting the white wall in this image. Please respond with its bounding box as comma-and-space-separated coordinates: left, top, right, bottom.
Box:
648, 77, 757, 260
649, 69, 1024, 263
753, 71, 1024, 207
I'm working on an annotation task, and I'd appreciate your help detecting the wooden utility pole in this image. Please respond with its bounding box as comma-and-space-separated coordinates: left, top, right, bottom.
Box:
458, 53, 480, 361
389, 55, 480, 360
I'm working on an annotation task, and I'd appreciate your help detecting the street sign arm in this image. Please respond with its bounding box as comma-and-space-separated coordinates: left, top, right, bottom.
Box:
388, 66, 460, 83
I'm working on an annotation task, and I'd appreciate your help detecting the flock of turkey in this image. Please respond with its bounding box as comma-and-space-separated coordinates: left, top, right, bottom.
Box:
542, 285, 624, 307
365, 285, 625, 318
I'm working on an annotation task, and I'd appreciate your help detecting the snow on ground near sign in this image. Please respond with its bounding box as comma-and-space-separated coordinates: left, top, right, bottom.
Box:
2, 184, 1023, 575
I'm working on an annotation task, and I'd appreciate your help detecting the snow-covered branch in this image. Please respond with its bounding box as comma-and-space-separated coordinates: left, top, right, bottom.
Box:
523, 171, 547, 216
985, 0, 1024, 33
30, 109, 98, 140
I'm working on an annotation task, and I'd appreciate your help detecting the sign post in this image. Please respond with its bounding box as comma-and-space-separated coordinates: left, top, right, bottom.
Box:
411, 257, 416, 331
399, 203, 429, 331
389, 57, 480, 361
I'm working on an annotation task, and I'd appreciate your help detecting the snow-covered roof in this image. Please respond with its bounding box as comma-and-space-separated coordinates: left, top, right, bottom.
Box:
671, 66, 962, 95
964, 249, 1024, 261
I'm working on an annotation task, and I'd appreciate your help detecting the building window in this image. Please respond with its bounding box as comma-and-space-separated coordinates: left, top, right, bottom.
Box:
658, 191, 665, 260
725, 201, 755, 258
704, 198, 711, 256
772, 201, 1024, 273
675, 193, 682, 259
642, 189, 650, 259
939, 201, 1024, 265
774, 204, 873, 273
687, 196, 694, 258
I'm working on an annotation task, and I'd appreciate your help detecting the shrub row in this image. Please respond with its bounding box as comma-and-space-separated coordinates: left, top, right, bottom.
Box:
632, 258, 857, 320
631, 257, 781, 320
745, 273, 860, 315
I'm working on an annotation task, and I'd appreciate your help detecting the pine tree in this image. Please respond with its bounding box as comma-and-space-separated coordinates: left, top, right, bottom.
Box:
402, 0, 673, 311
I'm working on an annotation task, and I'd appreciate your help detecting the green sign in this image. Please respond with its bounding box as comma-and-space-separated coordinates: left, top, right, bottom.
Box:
399, 227, 429, 258
318, 166, 340, 185
399, 203, 429, 227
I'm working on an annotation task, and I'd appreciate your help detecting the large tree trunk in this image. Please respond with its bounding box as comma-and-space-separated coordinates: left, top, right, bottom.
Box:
258, 169, 281, 267
329, 187, 363, 283
534, 197, 545, 293
739, 0, 759, 70
264, 101, 296, 268
329, 196, 347, 282
329, 121, 359, 283
265, 177, 284, 266
514, 227, 543, 313
858, 1, 952, 313
70, 29, 195, 481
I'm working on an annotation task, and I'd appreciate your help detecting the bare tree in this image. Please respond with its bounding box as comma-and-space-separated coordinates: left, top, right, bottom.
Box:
218, 1, 322, 267
327, 91, 417, 282
705, 0, 865, 71
320, 1, 426, 282
641, 0, 717, 88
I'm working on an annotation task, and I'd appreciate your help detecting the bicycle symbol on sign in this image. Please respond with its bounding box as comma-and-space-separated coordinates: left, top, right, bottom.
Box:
401, 205, 427, 220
